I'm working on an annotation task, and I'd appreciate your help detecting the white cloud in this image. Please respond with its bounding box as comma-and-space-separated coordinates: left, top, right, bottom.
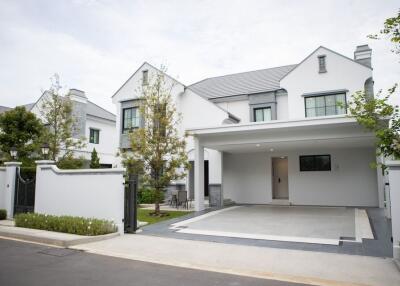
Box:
0, 0, 399, 112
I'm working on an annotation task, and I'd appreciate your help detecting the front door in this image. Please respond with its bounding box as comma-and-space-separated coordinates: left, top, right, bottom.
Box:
272, 157, 288, 199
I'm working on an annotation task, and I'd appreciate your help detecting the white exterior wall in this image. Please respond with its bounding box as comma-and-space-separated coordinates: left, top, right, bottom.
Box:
35, 164, 125, 233
280, 46, 372, 120
0, 168, 5, 209
223, 147, 378, 206
82, 116, 117, 165
216, 100, 250, 123
276, 93, 289, 120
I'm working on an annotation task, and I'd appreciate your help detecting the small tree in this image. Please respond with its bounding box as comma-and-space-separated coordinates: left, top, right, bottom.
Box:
0, 106, 44, 165
349, 86, 400, 166
90, 148, 101, 169
350, 9, 400, 167
39, 74, 85, 161
122, 69, 189, 215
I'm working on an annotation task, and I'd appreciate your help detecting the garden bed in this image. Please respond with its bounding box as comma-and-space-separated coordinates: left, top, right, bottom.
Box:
138, 208, 191, 225
15, 213, 117, 236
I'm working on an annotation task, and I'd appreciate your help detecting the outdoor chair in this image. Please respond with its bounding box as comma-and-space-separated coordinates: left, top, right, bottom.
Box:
177, 190, 189, 209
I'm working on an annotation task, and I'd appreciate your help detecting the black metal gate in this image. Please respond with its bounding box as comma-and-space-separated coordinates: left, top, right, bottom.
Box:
14, 167, 36, 215
124, 175, 137, 233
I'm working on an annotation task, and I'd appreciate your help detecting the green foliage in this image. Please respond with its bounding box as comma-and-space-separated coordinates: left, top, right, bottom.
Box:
368, 9, 400, 55
89, 148, 101, 169
0, 209, 7, 220
348, 86, 400, 163
138, 186, 164, 204
14, 213, 117, 236
122, 68, 189, 214
57, 155, 85, 169
0, 106, 44, 163
39, 74, 86, 161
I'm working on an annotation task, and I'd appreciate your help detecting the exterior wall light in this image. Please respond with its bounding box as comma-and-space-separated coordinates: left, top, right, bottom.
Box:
10, 147, 17, 159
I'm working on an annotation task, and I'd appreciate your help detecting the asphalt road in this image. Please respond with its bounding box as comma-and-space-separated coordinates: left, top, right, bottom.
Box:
0, 238, 310, 286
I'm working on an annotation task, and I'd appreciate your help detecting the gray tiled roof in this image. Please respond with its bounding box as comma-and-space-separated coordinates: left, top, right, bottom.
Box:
21, 103, 35, 111
0, 106, 11, 114
188, 64, 297, 99
87, 101, 116, 122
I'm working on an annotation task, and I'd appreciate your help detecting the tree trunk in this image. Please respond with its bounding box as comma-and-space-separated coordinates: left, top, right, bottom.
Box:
155, 201, 160, 215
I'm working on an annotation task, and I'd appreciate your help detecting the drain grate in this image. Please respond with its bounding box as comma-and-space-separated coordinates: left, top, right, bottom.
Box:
38, 248, 82, 257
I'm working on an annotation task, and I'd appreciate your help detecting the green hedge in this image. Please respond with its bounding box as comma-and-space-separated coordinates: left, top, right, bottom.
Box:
15, 213, 117, 236
0, 209, 6, 220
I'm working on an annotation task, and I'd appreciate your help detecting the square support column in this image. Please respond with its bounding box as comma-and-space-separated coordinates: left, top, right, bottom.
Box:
4, 162, 21, 218
387, 161, 400, 259
194, 136, 204, 211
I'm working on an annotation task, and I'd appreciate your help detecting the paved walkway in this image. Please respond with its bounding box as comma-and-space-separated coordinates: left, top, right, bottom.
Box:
72, 233, 400, 286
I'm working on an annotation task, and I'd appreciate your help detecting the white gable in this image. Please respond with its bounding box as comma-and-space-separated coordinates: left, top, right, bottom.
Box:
280, 46, 372, 119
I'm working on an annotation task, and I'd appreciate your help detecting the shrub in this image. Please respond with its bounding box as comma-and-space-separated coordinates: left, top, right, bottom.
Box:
138, 186, 164, 204
57, 156, 85, 169
0, 209, 6, 220
14, 213, 117, 236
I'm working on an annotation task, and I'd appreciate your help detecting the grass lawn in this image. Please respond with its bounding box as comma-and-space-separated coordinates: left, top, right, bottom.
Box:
138, 208, 192, 225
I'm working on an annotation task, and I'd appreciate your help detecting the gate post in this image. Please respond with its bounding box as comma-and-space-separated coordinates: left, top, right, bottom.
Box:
125, 174, 137, 233
4, 162, 21, 219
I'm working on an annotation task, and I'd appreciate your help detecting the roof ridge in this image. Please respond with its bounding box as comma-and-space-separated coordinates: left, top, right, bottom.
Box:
188, 64, 297, 87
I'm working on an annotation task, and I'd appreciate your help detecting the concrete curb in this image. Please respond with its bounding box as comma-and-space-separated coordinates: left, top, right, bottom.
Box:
0, 228, 119, 247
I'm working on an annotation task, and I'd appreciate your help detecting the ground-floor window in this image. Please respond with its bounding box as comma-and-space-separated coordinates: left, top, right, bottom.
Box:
299, 155, 331, 171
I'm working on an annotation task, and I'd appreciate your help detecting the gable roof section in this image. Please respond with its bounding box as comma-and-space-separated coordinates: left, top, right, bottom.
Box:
87, 101, 115, 122
111, 61, 186, 98
188, 65, 297, 99
280, 46, 372, 81
0, 106, 11, 114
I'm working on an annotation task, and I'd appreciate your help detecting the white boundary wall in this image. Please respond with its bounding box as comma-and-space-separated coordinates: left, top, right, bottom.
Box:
0, 167, 6, 210
35, 161, 125, 233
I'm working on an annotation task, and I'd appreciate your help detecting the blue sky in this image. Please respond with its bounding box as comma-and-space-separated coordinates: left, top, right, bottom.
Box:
0, 0, 399, 112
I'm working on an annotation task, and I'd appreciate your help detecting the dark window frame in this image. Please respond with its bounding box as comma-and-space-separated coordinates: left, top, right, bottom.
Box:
142, 70, 149, 85
304, 93, 347, 118
122, 107, 140, 134
299, 155, 331, 172
253, 106, 272, 122
89, 128, 100, 144
318, 55, 327, 73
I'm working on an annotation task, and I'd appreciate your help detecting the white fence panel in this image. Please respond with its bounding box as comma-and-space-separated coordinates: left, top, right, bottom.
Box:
0, 167, 6, 210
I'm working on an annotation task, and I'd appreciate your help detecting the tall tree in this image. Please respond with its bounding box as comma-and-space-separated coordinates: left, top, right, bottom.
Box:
0, 106, 44, 165
39, 74, 85, 161
90, 148, 101, 169
122, 69, 189, 215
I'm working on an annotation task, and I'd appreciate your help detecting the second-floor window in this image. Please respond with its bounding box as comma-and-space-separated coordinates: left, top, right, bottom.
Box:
123, 107, 140, 133
254, 107, 272, 122
142, 70, 149, 85
89, 128, 99, 144
305, 93, 346, 117
318, 55, 326, 73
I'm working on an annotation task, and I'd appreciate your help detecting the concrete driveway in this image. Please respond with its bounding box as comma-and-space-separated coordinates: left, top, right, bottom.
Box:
170, 205, 374, 245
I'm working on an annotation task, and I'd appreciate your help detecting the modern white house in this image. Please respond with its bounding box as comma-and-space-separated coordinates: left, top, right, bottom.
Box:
112, 45, 383, 212
2, 89, 118, 167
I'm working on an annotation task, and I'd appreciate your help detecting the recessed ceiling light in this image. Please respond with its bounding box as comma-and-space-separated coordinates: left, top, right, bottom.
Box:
256, 144, 260, 147
280, 156, 285, 159
270, 148, 274, 152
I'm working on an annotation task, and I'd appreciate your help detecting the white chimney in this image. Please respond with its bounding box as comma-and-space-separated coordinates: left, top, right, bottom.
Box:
354, 45, 372, 68
68, 89, 88, 103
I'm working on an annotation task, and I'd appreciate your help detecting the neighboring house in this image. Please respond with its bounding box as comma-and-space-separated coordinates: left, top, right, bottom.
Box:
112, 45, 383, 211
23, 89, 117, 167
